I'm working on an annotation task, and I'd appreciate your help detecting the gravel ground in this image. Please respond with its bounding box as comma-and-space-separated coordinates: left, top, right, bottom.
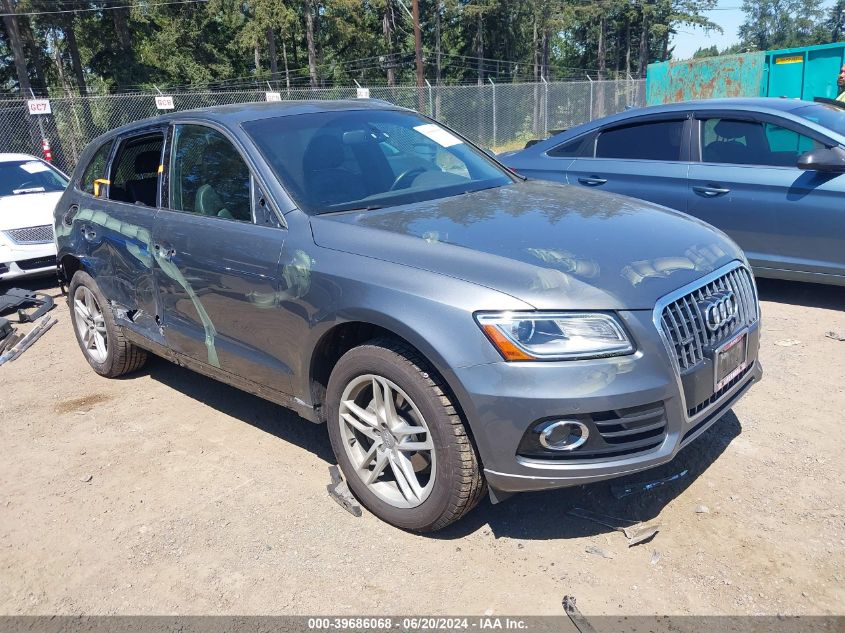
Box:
0, 276, 843, 616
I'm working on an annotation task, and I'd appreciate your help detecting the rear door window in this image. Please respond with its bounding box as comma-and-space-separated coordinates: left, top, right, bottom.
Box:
108, 132, 164, 206
168, 125, 252, 222
79, 141, 112, 195
595, 120, 685, 161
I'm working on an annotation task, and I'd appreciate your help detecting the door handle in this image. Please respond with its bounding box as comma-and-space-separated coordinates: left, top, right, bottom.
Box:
578, 176, 608, 186
693, 185, 731, 197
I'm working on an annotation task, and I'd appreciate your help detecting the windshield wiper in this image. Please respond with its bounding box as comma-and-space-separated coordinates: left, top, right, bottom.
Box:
322, 204, 384, 214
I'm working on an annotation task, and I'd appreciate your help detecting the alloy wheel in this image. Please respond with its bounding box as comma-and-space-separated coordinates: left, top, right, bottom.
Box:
73, 286, 108, 364
338, 374, 436, 509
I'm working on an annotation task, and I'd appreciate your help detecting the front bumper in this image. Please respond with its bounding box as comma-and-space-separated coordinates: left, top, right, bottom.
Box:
452, 309, 762, 494
0, 241, 57, 281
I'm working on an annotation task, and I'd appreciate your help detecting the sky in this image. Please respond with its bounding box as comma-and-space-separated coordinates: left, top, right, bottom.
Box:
670, 0, 837, 61
671, 1, 745, 60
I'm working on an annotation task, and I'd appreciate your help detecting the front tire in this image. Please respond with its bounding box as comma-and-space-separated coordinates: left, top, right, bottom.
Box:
69, 271, 147, 377
326, 338, 485, 532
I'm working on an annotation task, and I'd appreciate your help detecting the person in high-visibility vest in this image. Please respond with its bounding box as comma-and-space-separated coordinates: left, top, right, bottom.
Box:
838, 65, 845, 102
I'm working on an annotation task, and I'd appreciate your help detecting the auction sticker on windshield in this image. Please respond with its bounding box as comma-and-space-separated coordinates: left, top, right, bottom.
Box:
20, 161, 49, 174
414, 123, 462, 147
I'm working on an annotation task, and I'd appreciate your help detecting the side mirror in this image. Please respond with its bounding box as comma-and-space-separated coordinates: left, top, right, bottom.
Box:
797, 146, 845, 173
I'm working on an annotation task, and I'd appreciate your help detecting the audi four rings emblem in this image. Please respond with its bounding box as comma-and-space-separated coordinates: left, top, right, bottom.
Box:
700, 291, 738, 331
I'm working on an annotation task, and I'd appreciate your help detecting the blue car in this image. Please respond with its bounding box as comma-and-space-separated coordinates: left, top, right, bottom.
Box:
501, 98, 845, 286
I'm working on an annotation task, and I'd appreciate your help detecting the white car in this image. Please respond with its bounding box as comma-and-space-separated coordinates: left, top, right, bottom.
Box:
0, 153, 69, 281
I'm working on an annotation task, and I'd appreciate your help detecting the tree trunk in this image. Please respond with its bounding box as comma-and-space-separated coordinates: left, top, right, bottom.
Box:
638, 7, 649, 78
532, 12, 540, 135
476, 9, 484, 85
63, 14, 87, 95
434, 0, 441, 118
267, 27, 278, 77
305, 0, 318, 87
254, 42, 261, 73
383, 0, 395, 87
112, 7, 132, 50
596, 15, 607, 117
19, 16, 47, 93
1, 0, 32, 96
625, 21, 631, 77
281, 36, 290, 92
662, 29, 670, 61
598, 16, 607, 78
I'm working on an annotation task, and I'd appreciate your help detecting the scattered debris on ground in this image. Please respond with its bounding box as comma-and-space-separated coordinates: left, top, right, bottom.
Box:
825, 331, 845, 342
610, 469, 689, 499
585, 544, 615, 559
0, 287, 55, 323
695, 504, 710, 514
773, 339, 802, 347
326, 465, 362, 518
568, 508, 661, 546
562, 595, 598, 633
0, 316, 57, 366
650, 550, 662, 565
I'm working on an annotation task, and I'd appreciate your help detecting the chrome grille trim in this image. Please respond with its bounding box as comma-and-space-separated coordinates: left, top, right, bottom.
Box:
3, 224, 53, 245
658, 263, 758, 372
653, 261, 760, 424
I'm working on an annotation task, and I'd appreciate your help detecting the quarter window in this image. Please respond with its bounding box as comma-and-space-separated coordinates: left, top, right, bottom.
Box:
547, 135, 589, 158
169, 125, 252, 222
700, 118, 824, 167
79, 141, 112, 195
595, 120, 685, 161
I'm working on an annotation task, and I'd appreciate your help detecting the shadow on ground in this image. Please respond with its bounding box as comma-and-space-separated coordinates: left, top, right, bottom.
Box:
436, 412, 742, 541
756, 277, 845, 311
137, 355, 336, 463
137, 353, 742, 542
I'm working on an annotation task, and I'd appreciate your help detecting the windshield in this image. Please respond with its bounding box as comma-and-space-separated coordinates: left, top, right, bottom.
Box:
242, 109, 513, 214
792, 103, 845, 138
0, 159, 68, 198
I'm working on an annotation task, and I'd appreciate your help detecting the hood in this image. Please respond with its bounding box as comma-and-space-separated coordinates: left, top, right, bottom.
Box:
310, 180, 745, 310
0, 191, 62, 232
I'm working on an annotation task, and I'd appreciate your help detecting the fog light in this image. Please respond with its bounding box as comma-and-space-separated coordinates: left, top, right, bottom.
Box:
538, 420, 590, 451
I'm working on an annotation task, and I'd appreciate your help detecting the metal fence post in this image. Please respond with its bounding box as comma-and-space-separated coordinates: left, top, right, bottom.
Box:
489, 77, 497, 148
425, 79, 433, 117
541, 76, 548, 137
587, 75, 594, 121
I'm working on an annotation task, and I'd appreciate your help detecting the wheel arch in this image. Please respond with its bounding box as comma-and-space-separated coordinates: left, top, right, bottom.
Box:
306, 314, 474, 431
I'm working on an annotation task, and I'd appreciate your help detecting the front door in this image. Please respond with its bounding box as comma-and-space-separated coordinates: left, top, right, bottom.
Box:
567, 116, 691, 212
688, 114, 845, 277
153, 123, 291, 392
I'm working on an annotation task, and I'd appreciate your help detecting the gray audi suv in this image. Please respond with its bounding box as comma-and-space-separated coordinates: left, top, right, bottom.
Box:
54, 100, 762, 531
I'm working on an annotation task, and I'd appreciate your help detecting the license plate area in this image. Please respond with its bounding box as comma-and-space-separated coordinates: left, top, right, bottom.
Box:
714, 331, 748, 392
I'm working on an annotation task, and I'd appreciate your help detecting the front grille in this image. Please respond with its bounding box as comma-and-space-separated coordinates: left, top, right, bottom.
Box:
17, 255, 56, 270
519, 402, 667, 461
3, 225, 53, 244
660, 265, 758, 372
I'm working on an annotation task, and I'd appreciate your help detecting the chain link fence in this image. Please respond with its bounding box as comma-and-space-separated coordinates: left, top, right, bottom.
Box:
0, 79, 645, 174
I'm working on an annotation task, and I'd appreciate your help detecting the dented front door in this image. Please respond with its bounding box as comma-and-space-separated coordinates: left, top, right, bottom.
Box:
152, 123, 291, 393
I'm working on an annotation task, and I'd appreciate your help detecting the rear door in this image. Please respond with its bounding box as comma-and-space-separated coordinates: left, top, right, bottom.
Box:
65, 127, 166, 344
153, 122, 292, 392
687, 112, 845, 277
567, 115, 692, 212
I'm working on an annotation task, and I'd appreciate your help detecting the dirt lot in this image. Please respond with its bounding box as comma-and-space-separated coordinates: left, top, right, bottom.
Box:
0, 276, 843, 617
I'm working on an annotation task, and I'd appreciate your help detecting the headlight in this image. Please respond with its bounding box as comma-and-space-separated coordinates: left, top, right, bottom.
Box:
475, 312, 634, 361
